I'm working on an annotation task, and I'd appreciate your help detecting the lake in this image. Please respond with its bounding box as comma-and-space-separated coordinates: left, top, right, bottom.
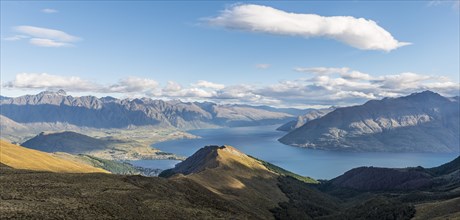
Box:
142, 125, 459, 179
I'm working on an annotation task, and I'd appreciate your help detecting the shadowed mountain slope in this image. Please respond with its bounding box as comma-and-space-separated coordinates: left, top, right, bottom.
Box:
325, 156, 460, 192
279, 91, 459, 152
21, 131, 110, 153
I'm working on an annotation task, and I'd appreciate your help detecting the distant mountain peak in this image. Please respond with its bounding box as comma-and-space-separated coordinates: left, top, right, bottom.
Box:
406, 90, 443, 99
38, 89, 67, 96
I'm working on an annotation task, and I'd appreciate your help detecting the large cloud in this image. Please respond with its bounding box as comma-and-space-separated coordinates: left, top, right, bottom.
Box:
255, 67, 459, 105
3, 73, 159, 94
206, 4, 410, 51
3, 70, 459, 107
3, 73, 97, 91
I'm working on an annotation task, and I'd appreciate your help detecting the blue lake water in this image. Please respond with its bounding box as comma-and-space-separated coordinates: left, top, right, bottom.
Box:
145, 125, 458, 179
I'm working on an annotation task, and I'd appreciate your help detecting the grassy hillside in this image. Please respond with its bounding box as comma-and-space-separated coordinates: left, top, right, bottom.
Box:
249, 155, 318, 184
413, 197, 460, 220
0, 140, 108, 173
161, 145, 322, 219
1, 144, 458, 219
54, 153, 161, 176
0, 167, 261, 219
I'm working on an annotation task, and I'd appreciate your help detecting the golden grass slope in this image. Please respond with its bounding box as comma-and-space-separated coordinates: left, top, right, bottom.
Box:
0, 140, 108, 173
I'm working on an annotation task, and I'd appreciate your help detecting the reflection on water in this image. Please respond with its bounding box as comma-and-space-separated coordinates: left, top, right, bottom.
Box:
144, 125, 458, 179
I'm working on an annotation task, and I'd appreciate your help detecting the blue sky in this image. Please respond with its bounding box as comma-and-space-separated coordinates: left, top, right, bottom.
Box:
1, 1, 459, 107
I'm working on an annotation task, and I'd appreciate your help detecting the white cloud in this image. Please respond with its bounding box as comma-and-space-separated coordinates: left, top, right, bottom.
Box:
340, 71, 371, 81
371, 72, 432, 90
206, 4, 410, 51
183, 88, 215, 98
3, 73, 159, 95
251, 67, 459, 106
295, 67, 371, 81
159, 80, 225, 98
42, 8, 58, 13
192, 80, 225, 89
2, 35, 28, 41
295, 67, 350, 75
163, 81, 182, 92
13, 26, 80, 47
106, 77, 159, 93
3, 73, 97, 91
333, 91, 376, 100
256, 64, 271, 69
3, 70, 459, 107
29, 38, 72, 47
15, 26, 79, 42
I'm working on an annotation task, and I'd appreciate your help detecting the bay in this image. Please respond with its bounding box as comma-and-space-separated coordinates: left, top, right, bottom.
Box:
148, 125, 458, 179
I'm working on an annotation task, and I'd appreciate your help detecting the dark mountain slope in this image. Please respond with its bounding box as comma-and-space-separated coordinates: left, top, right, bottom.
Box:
427, 155, 460, 176
325, 156, 460, 192
21, 131, 110, 153
279, 91, 459, 152
328, 167, 433, 191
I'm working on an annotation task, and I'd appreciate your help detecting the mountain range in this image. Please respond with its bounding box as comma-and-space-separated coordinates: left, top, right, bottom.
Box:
0, 90, 295, 130
2, 90, 459, 154
279, 91, 460, 152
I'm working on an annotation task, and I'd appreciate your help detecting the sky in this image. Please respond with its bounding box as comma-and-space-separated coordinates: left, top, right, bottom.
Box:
1, 1, 459, 108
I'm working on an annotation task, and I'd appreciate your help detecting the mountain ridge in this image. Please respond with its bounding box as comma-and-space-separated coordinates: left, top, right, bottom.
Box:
279, 91, 460, 152
0, 90, 295, 130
